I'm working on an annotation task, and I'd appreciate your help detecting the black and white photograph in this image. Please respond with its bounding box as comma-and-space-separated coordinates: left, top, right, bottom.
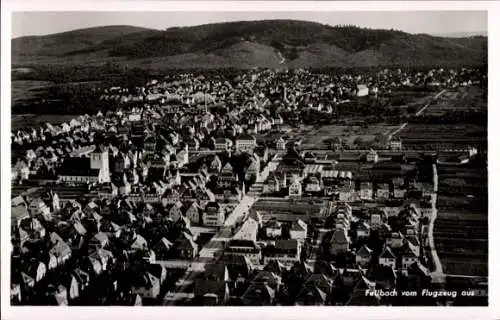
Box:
1, 1, 498, 318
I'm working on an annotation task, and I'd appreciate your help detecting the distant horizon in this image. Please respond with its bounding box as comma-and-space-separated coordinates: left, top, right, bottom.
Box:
11, 22, 488, 40
12, 11, 487, 39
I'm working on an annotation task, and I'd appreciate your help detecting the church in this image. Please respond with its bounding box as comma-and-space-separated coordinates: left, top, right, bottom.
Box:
58, 145, 110, 184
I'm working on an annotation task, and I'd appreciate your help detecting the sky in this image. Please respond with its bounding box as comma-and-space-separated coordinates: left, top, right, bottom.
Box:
12, 11, 487, 39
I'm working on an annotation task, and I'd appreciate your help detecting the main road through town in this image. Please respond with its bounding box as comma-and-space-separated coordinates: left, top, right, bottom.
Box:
163, 154, 280, 305
428, 163, 445, 284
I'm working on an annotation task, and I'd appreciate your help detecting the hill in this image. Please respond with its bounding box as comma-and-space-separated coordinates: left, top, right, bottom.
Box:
12, 20, 487, 69
12, 25, 156, 58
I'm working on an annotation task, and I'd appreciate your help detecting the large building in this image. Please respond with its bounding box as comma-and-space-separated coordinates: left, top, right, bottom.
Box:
235, 134, 257, 152
58, 146, 110, 184
356, 84, 369, 97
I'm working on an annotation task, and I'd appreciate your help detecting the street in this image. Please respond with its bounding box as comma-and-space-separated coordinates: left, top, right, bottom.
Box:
164, 153, 279, 304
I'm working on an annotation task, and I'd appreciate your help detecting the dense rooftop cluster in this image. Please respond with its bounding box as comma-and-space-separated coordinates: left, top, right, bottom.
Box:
10, 66, 486, 306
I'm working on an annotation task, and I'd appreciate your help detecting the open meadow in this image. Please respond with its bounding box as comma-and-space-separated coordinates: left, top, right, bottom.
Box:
300, 124, 400, 150
434, 163, 488, 277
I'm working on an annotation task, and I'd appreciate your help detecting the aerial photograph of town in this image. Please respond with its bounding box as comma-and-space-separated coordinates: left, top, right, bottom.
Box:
7, 9, 488, 307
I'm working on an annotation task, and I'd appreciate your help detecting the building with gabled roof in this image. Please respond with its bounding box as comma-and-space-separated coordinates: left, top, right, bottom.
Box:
356, 245, 373, 267
224, 239, 261, 266
242, 282, 275, 306
328, 228, 351, 255
379, 246, 396, 269
233, 217, 259, 242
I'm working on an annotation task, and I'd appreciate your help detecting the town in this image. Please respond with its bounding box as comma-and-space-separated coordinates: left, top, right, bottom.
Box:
10, 66, 487, 306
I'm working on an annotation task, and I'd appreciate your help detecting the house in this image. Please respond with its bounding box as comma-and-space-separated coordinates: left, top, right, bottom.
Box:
304, 176, 321, 193
386, 232, 405, 248
129, 233, 149, 252
73, 268, 91, 293
389, 138, 403, 151
19, 217, 46, 241
11, 283, 22, 304
90, 232, 110, 249
43, 252, 56, 271
356, 221, 371, 239
264, 219, 282, 238
348, 276, 380, 305
401, 240, 420, 270
58, 157, 100, 184
379, 246, 396, 269
208, 155, 222, 173
168, 202, 184, 222
366, 149, 378, 163
28, 197, 51, 218
233, 218, 259, 242
49, 232, 72, 265
338, 184, 359, 202
420, 200, 433, 218
224, 239, 261, 266
153, 237, 173, 260
407, 261, 432, 291
328, 228, 351, 255
175, 231, 198, 259
148, 263, 168, 285
131, 272, 161, 299
376, 183, 390, 200
288, 174, 302, 197
356, 84, 369, 97
296, 274, 333, 305
218, 162, 238, 188
213, 137, 232, 151
355, 245, 373, 267
13, 159, 30, 181
67, 275, 81, 301
12, 198, 30, 226
23, 260, 47, 283
254, 146, 269, 162
194, 263, 230, 305
370, 209, 386, 229
176, 146, 189, 168
378, 223, 392, 241
89, 248, 114, 272
339, 268, 364, 289
245, 156, 261, 181
359, 182, 373, 200
115, 173, 131, 195
113, 153, 131, 173
276, 137, 286, 150
242, 282, 275, 306
262, 239, 301, 268
290, 219, 307, 243
366, 265, 397, 290
185, 201, 202, 225
335, 213, 350, 230
251, 269, 282, 291
194, 279, 230, 306
47, 284, 69, 306
235, 134, 257, 152
203, 201, 225, 226
382, 202, 402, 217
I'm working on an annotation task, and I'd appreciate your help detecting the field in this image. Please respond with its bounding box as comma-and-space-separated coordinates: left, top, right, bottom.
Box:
434, 163, 488, 277
397, 123, 487, 150
395, 86, 487, 150
11, 80, 55, 106
419, 86, 487, 117
11, 114, 78, 130
299, 124, 400, 150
